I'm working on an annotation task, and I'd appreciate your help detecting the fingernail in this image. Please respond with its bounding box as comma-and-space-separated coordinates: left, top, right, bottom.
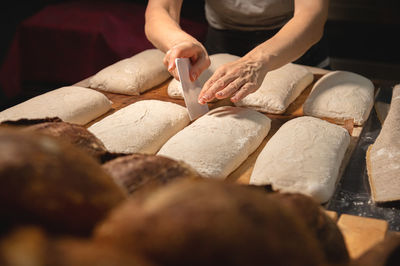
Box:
191, 73, 197, 81
168, 62, 173, 71
216, 92, 223, 97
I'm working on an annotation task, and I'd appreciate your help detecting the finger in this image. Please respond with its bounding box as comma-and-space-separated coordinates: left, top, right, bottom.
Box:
230, 83, 257, 103
198, 71, 225, 103
200, 76, 236, 104
190, 55, 210, 82
215, 79, 246, 99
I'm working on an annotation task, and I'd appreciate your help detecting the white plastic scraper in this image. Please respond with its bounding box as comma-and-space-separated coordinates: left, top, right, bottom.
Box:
175, 58, 209, 120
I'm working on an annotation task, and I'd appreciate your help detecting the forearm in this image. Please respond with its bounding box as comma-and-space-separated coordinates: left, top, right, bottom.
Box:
245, 0, 329, 71
144, 0, 202, 52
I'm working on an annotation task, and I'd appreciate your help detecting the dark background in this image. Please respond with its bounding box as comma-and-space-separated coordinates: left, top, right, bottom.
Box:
1, 0, 399, 110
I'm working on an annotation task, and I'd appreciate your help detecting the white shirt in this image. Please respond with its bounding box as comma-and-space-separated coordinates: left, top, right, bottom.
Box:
205, 0, 294, 31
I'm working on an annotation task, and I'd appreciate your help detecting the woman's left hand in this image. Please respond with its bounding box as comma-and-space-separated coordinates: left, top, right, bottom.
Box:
198, 57, 268, 104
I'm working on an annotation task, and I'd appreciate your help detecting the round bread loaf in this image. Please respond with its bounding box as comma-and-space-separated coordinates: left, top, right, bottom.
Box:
102, 154, 200, 195
22, 121, 108, 161
94, 179, 327, 266
0, 129, 126, 235
266, 192, 349, 265
0, 226, 152, 266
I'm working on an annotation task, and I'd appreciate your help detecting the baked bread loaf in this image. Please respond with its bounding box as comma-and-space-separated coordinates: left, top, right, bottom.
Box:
89, 49, 170, 95
94, 179, 329, 266
0, 226, 152, 266
266, 192, 349, 265
23, 121, 108, 161
367, 84, 400, 202
0, 86, 112, 125
0, 129, 125, 235
103, 154, 200, 194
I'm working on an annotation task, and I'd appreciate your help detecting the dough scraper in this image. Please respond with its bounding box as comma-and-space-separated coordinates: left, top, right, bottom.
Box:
175, 58, 209, 120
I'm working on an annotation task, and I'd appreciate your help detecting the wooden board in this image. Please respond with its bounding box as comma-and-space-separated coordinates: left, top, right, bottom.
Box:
78, 70, 364, 185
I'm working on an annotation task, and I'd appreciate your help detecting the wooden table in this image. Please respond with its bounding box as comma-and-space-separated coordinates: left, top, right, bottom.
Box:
76, 66, 389, 259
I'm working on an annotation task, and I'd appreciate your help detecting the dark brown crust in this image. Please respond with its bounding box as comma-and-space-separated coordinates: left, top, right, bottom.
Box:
22, 121, 107, 161
0, 117, 63, 126
102, 154, 200, 194
266, 192, 350, 265
0, 128, 125, 235
94, 179, 327, 266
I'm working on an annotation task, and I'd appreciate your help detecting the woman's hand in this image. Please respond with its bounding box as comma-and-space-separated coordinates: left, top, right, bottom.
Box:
198, 57, 268, 104
164, 41, 210, 82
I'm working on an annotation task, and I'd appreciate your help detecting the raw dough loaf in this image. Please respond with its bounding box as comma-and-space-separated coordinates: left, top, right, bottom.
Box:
235, 63, 313, 114
303, 71, 374, 125
250, 116, 350, 203
89, 49, 170, 95
158, 106, 271, 179
88, 100, 190, 154
168, 53, 240, 99
367, 84, 400, 202
0, 86, 111, 125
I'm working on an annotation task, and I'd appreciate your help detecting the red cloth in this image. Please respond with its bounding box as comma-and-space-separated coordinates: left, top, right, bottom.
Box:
0, 1, 207, 98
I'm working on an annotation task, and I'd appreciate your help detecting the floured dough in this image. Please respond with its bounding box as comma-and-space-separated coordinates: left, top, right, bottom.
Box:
89, 49, 170, 95
158, 106, 271, 179
0, 86, 111, 125
88, 100, 190, 154
168, 53, 240, 99
367, 84, 400, 202
303, 71, 374, 125
250, 116, 350, 203
235, 63, 313, 114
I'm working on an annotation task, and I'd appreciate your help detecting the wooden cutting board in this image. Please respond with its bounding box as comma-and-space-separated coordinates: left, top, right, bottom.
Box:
78, 67, 362, 185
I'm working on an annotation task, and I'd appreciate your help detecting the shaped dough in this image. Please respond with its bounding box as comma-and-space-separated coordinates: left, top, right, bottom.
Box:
88, 100, 190, 154
89, 49, 170, 95
250, 116, 350, 203
303, 71, 374, 125
158, 106, 271, 179
0, 86, 111, 125
367, 84, 400, 202
235, 63, 313, 114
168, 53, 240, 99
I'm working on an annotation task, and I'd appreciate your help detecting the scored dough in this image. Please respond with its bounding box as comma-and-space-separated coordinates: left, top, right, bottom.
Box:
250, 116, 350, 203
88, 100, 190, 154
367, 84, 400, 203
167, 53, 240, 99
89, 49, 170, 95
303, 71, 374, 125
157, 106, 271, 179
0, 86, 111, 125
235, 63, 313, 114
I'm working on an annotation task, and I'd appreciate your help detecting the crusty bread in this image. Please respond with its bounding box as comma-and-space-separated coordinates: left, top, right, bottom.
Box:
367, 84, 400, 202
0, 226, 152, 266
94, 179, 329, 266
103, 154, 200, 194
0, 129, 125, 235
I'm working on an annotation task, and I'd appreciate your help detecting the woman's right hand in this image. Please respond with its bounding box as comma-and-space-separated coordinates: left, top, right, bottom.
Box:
164, 41, 210, 82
